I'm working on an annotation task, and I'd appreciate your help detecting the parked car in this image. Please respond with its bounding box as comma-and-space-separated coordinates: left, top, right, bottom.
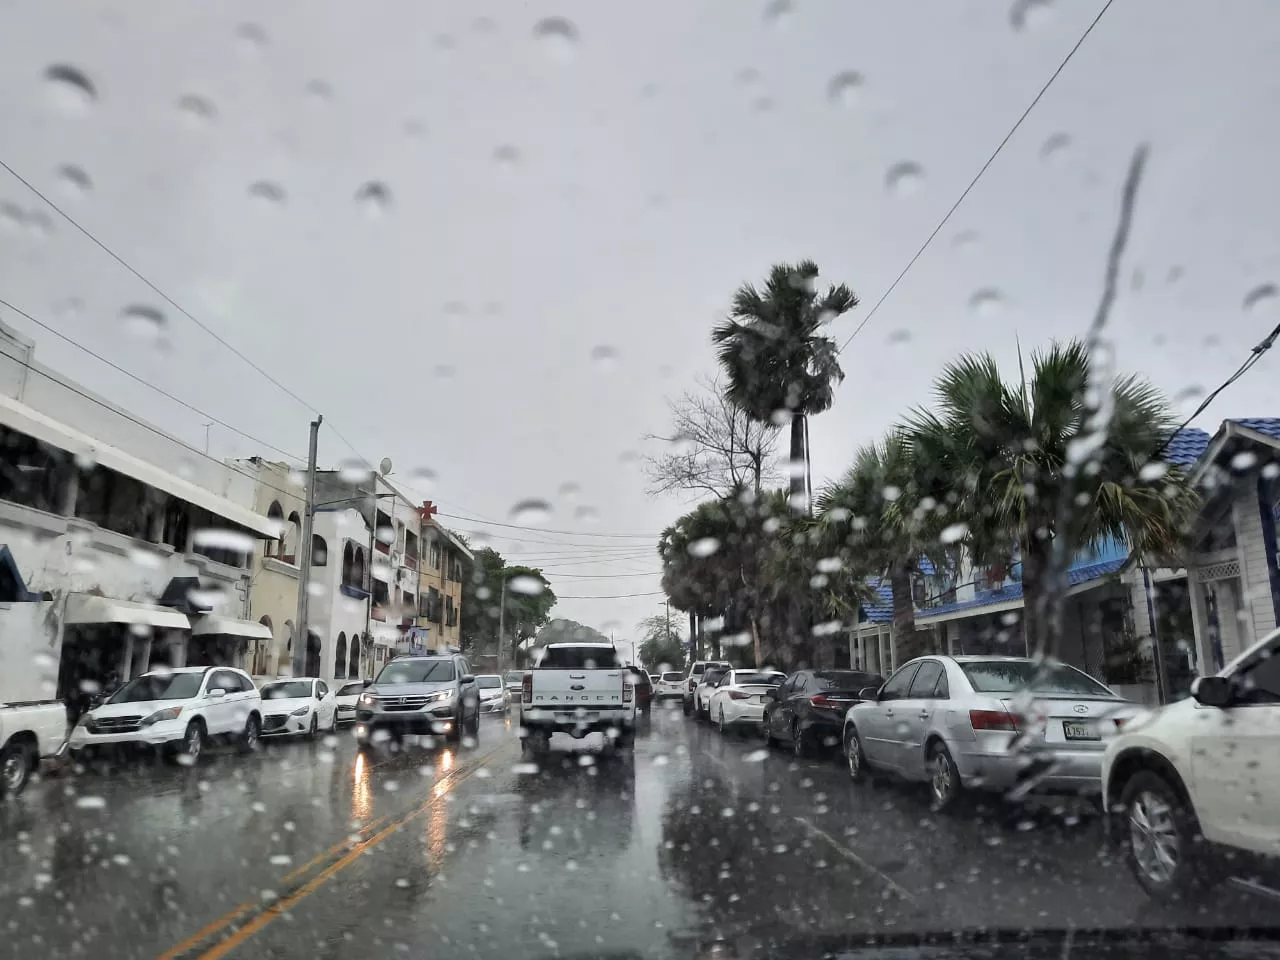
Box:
844, 655, 1138, 810
648, 673, 660, 686
475, 675, 506, 714
692, 664, 733, 720
502, 670, 524, 709
626, 666, 654, 713
706, 668, 786, 733
763, 669, 883, 756
68, 666, 263, 764
355, 654, 481, 747
655, 671, 686, 700
334, 679, 368, 725
260, 677, 338, 738
682, 661, 730, 716
1102, 627, 1280, 900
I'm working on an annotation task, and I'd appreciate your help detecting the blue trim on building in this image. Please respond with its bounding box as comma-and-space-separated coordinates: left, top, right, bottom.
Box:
1256, 475, 1280, 632
0, 545, 41, 602
340, 583, 371, 600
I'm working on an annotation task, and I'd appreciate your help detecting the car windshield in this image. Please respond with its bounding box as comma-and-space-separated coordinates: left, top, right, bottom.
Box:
814, 671, 884, 692
702, 669, 728, 685
337, 682, 365, 697
960, 661, 1116, 698
375, 660, 456, 684
661, 672, 683, 682
260, 681, 313, 699
537, 647, 621, 670
107, 673, 204, 703
476, 676, 501, 689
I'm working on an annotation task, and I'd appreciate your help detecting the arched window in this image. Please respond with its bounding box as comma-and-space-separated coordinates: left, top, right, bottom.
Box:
353, 547, 366, 590
348, 634, 361, 678
283, 511, 301, 564
334, 632, 347, 679
342, 541, 355, 586
266, 502, 284, 558
312, 534, 328, 566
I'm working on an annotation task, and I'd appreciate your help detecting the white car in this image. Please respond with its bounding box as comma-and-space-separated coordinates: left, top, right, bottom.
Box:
334, 679, 367, 724
706, 669, 786, 732
260, 678, 338, 738
693, 664, 734, 720
1102, 627, 1280, 900
475, 675, 506, 714
655, 671, 686, 699
69, 666, 262, 764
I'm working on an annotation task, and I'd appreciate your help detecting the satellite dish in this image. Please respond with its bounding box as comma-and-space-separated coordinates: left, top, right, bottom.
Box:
379, 457, 393, 476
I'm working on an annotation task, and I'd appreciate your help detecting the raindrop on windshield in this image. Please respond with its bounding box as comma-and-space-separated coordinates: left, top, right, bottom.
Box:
193, 528, 255, 554
533, 17, 579, 62
940, 522, 969, 544
590, 345, 618, 370
57, 164, 92, 196
688, 537, 720, 558
763, 0, 794, 29
510, 498, 552, 525
826, 71, 863, 108
574, 505, 599, 523
493, 144, 522, 167
44, 65, 97, 113
249, 181, 286, 206
355, 181, 392, 217
558, 481, 581, 500
177, 94, 217, 125
235, 22, 269, 53
1138, 461, 1169, 482
816, 557, 842, 573
952, 230, 980, 251
881, 485, 901, 502
305, 79, 333, 103
1243, 283, 1277, 315
408, 466, 437, 490
337, 459, 372, 483
508, 575, 545, 596
1010, 0, 1055, 31
886, 329, 912, 344
968, 288, 1005, 317
885, 161, 923, 196
121, 304, 166, 344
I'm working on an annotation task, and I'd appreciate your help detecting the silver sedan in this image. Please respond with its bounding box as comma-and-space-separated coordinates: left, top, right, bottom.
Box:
842, 655, 1141, 810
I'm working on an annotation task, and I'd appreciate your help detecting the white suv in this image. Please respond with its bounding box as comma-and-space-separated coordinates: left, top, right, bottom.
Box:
69, 666, 263, 764
1102, 627, 1280, 899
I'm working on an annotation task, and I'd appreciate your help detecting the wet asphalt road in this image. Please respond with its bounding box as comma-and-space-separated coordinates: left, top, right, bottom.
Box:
1, 703, 1275, 960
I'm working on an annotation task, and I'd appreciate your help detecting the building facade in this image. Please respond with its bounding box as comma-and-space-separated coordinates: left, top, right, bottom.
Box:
415, 502, 472, 652
237, 458, 305, 678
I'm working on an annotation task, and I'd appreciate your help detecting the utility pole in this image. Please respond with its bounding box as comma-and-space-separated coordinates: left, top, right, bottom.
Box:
292, 416, 322, 678
496, 572, 507, 675
665, 599, 671, 645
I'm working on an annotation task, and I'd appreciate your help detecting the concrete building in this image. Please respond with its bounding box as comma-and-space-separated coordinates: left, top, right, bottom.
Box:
0, 321, 275, 712
415, 501, 473, 652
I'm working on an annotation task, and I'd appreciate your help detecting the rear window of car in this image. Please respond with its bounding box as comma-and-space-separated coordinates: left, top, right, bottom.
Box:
537, 646, 621, 670
661, 672, 683, 682
813, 671, 883, 692
960, 660, 1115, 697
337, 682, 365, 697
702, 668, 729, 685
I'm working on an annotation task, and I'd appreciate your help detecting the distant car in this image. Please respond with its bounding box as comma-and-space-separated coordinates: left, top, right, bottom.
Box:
692, 664, 733, 720
626, 666, 653, 713
649, 673, 660, 686
475, 675, 506, 714
706, 669, 786, 732
502, 670, 524, 709
765, 669, 884, 756
334, 679, 368, 725
355, 654, 482, 747
682, 661, 730, 716
260, 677, 338, 738
655, 671, 685, 699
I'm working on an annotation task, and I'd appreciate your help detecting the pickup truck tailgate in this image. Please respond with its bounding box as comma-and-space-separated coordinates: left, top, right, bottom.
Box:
529, 670, 626, 708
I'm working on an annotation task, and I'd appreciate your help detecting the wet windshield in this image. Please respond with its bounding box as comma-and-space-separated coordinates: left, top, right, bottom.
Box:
7, 3, 1277, 956
261, 681, 313, 699
106, 673, 204, 703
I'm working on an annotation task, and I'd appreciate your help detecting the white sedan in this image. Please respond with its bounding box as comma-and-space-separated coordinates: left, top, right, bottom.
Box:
259, 678, 338, 738
334, 679, 368, 725
707, 669, 787, 733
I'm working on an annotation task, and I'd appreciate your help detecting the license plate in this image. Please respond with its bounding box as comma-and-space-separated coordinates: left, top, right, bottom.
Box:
1062, 720, 1100, 741
750, 696, 764, 704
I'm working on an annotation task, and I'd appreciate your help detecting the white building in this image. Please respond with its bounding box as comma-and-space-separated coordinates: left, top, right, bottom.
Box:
0, 321, 276, 714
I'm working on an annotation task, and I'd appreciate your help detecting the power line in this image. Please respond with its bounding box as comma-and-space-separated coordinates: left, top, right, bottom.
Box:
0, 296, 305, 466
542, 571, 658, 579
838, 0, 1116, 354
0, 156, 320, 417
552, 590, 666, 600
435, 511, 656, 540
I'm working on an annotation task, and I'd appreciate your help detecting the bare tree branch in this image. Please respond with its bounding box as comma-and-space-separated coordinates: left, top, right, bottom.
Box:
643, 373, 783, 499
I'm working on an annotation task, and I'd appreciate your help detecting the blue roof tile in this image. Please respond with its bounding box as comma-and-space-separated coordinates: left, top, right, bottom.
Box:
1230, 418, 1280, 442
1162, 427, 1211, 467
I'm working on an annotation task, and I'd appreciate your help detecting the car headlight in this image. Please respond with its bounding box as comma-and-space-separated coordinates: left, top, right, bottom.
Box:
425, 689, 455, 703
359, 693, 376, 706
139, 706, 183, 726
290, 706, 310, 717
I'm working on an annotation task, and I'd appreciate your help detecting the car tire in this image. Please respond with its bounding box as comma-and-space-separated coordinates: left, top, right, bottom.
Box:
240, 714, 261, 754
1119, 769, 1211, 900
446, 709, 463, 743
792, 720, 813, 759
844, 726, 868, 783
0, 738, 35, 798
307, 714, 319, 740
717, 707, 728, 735
928, 740, 962, 811
762, 711, 777, 747
328, 711, 338, 735
175, 720, 204, 765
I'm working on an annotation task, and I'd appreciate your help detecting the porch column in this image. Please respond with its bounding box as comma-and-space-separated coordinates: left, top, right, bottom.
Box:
1186, 567, 1212, 675
1216, 578, 1249, 665
118, 632, 134, 683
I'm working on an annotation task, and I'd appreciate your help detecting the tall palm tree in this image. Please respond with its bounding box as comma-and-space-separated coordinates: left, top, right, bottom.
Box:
712, 261, 858, 512
908, 339, 1198, 657
815, 429, 952, 661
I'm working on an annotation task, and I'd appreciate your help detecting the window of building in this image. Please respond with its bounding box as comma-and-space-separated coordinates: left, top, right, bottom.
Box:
312, 534, 328, 566
0, 425, 66, 514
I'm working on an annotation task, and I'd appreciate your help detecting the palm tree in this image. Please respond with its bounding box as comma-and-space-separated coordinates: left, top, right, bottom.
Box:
815, 429, 952, 662
907, 339, 1198, 657
712, 261, 858, 512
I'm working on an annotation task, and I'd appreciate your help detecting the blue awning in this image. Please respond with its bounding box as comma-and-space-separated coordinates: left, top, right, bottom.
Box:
0, 546, 41, 602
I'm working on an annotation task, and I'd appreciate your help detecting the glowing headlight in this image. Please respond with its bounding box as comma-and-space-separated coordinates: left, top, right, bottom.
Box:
359, 693, 376, 706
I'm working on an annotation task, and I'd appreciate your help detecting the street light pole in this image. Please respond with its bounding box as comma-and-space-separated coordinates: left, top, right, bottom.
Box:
292, 415, 322, 678
496, 572, 507, 675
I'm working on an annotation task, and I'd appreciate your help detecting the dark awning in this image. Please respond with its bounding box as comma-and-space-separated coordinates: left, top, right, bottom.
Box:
157, 576, 213, 615
0, 545, 42, 602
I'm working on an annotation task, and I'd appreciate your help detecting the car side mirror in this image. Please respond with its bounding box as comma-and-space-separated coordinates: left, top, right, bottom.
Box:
208, 688, 226, 699
461, 674, 476, 685
1192, 675, 1232, 708
857, 686, 880, 702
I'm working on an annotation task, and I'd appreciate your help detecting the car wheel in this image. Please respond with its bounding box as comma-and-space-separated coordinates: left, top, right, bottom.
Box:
844, 726, 868, 783
1120, 770, 1209, 900
307, 714, 319, 740
447, 709, 463, 743
792, 720, 813, 759
328, 710, 338, 735
762, 711, 777, 747
928, 740, 962, 811
0, 739, 34, 797
177, 720, 204, 765
682, 697, 692, 717
717, 707, 728, 734
240, 714, 261, 754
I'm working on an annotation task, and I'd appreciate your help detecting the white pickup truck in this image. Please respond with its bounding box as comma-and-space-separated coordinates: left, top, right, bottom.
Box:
1, 626, 69, 797
518, 642, 636, 754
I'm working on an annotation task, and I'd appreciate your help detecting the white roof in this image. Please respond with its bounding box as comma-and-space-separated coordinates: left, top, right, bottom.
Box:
544, 642, 613, 648
0, 392, 275, 537
191, 615, 273, 640
65, 594, 190, 630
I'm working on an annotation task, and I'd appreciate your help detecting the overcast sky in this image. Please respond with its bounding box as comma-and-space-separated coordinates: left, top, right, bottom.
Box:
1, 0, 1277, 637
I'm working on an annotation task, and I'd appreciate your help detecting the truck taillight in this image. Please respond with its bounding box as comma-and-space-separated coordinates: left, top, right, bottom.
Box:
623, 679, 633, 703
521, 673, 532, 704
